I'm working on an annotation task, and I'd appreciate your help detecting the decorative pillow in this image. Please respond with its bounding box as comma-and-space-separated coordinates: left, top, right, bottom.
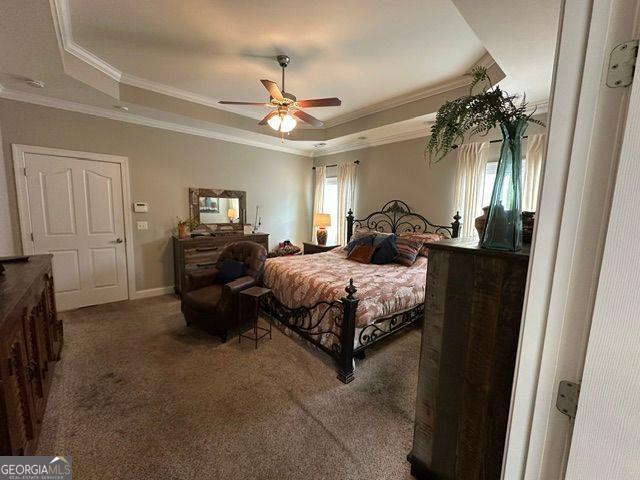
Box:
345, 227, 376, 251
399, 232, 446, 257
267, 244, 301, 258
347, 233, 375, 253
371, 234, 399, 265
217, 258, 247, 283
372, 232, 392, 247
394, 237, 424, 266
347, 244, 375, 264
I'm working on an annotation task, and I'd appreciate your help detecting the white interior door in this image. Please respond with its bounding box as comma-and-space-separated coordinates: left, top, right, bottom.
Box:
23, 152, 128, 310
563, 37, 640, 480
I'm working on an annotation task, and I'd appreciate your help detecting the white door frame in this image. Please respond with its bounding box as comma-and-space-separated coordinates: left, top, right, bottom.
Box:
503, 0, 638, 478
564, 31, 640, 479
12, 144, 136, 302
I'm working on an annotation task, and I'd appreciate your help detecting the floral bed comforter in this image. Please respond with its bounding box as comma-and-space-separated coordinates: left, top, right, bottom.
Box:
263, 247, 428, 349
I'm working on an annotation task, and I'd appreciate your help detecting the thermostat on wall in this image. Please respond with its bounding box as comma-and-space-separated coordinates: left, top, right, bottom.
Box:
133, 202, 149, 213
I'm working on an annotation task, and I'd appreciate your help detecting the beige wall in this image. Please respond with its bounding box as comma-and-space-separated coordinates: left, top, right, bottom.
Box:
0, 119, 13, 255
313, 115, 547, 231
0, 99, 312, 291
315, 136, 457, 227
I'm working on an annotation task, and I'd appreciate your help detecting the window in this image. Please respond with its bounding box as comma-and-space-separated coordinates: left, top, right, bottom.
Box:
322, 176, 338, 245
482, 161, 498, 208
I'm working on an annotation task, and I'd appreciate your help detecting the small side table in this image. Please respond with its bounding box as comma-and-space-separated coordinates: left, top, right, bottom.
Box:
303, 242, 340, 255
239, 286, 272, 349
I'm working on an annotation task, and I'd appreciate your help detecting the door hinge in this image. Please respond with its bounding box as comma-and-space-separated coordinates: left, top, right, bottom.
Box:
556, 380, 581, 419
606, 39, 639, 88
23, 167, 27, 176
30, 232, 34, 242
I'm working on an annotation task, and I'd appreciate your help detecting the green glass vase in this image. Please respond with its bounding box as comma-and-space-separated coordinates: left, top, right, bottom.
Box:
481, 119, 527, 251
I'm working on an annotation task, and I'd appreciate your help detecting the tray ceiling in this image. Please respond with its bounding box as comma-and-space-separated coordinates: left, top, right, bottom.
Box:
0, 0, 557, 156
67, 0, 486, 122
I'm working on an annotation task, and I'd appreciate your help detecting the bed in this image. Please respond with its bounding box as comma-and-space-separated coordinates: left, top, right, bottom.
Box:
260, 200, 461, 383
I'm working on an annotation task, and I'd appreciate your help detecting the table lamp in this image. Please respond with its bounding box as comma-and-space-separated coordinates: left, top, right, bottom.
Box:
314, 213, 332, 245
227, 208, 238, 223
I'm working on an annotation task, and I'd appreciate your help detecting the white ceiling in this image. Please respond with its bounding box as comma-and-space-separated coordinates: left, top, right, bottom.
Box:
68, 0, 486, 122
0, 0, 559, 156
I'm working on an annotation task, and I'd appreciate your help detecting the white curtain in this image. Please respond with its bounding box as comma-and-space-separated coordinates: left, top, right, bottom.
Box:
337, 162, 357, 244
312, 166, 326, 238
454, 141, 490, 237
523, 134, 546, 211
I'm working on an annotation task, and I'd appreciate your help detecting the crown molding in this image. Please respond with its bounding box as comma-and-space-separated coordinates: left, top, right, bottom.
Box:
51, 0, 258, 116
0, 88, 312, 157
311, 127, 430, 158
119, 73, 222, 108
322, 52, 497, 128
50, 0, 122, 81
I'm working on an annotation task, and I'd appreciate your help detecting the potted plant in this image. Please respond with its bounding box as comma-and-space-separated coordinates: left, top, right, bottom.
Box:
176, 216, 199, 239
426, 66, 544, 251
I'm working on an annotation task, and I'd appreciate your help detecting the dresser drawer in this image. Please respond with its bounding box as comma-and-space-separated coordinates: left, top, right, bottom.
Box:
184, 245, 223, 265
185, 261, 219, 271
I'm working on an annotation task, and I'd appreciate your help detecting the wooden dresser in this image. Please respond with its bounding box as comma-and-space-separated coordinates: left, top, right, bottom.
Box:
173, 233, 269, 294
0, 255, 63, 455
409, 238, 530, 480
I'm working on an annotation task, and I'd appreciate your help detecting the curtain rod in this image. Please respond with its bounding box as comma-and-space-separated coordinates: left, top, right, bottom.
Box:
453, 135, 530, 149
312, 160, 360, 170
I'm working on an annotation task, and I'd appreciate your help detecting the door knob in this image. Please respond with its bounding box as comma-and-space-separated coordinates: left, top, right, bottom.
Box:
115, 238, 123, 244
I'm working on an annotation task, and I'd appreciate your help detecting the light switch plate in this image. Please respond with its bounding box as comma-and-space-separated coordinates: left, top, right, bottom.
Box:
137, 221, 148, 230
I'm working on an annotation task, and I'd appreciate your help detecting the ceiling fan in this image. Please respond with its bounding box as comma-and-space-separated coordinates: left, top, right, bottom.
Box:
219, 55, 341, 135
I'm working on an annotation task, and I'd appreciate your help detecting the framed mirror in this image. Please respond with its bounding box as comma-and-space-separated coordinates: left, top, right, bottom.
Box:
189, 188, 246, 233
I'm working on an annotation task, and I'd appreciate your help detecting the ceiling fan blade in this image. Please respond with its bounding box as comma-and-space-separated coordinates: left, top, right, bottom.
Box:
219, 101, 270, 105
260, 79, 285, 102
292, 109, 324, 127
295, 97, 342, 108
258, 110, 278, 125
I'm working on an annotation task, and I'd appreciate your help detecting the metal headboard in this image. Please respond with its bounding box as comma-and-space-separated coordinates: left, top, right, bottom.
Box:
345, 200, 460, 243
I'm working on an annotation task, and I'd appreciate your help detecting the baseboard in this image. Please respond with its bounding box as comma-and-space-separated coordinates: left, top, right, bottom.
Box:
132, 286, 175, 299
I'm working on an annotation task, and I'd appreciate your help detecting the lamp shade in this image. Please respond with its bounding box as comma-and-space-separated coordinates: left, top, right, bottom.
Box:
314, 213, 332, 227
227, 208, 237, 219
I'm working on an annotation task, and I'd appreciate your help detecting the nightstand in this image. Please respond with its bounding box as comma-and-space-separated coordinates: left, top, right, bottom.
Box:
303, 242, 340, 255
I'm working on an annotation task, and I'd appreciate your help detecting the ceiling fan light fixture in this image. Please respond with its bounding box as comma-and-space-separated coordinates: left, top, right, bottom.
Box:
268, 112, 297, 133
280, 113, 297, 133
267, 114, 282, 131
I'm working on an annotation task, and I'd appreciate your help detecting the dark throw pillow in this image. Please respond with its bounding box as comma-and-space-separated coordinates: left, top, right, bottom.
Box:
347, 234, 375, 253
345, 227, 375, 248
217, 258, 247, 283
371, 234, 399, 265
347, 244, 375, 264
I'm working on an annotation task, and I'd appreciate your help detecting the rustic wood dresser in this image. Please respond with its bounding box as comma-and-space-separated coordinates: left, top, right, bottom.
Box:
409, 238, 530, 479
0, 255, 63, 455
173, 233, 269, 294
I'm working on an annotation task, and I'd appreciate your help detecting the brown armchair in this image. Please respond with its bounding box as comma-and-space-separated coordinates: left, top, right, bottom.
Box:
181, 241, 267, 342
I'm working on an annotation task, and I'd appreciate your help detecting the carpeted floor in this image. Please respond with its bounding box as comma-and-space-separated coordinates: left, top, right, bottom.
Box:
37, 295, 421, 479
